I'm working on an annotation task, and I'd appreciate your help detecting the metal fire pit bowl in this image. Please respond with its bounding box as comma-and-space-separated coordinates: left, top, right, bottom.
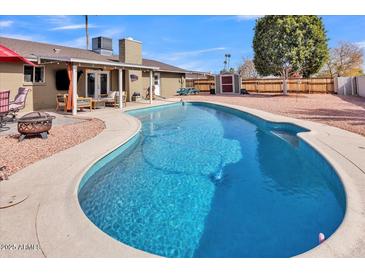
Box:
17, 112, 55, 141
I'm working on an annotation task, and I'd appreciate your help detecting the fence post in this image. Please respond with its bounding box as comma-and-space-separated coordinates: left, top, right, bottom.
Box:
309, 79, 311, 94
334, 77, 338, 94
344, 80, 347, 95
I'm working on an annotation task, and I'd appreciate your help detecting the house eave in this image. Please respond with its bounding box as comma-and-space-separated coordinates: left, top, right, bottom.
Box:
33, 56, 159, 70
156, 69, 187, 74
71, 58, 159, 70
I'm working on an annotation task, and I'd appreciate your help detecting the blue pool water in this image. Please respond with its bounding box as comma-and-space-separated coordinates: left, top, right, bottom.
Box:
78, 102, 346, 258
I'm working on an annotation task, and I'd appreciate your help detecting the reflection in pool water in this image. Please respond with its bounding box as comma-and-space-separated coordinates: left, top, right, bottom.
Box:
78, 102, 346, 258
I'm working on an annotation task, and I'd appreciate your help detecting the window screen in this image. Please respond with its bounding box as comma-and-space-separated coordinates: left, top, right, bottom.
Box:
34, 67, 45, 83
24, 65, 34, 82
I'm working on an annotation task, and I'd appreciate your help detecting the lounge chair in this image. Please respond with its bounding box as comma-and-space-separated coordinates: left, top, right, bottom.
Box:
0, 90, 10, 130
176, 88, 200, 95
176, 88, 189, 96
9, 88, 31, 120
189, 88, 200, 94
183, 87, 198, 94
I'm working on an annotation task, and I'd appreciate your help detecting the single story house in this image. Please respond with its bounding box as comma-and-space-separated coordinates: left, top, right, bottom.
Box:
0, 36, 187, 112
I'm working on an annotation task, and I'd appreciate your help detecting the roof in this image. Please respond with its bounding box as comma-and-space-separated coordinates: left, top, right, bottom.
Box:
0, 36, 187, 73
142, 59, 186, 73
186, 72, 214, 79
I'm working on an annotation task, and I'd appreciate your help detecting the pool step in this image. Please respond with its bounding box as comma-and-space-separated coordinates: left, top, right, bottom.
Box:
270, 130, 299, 147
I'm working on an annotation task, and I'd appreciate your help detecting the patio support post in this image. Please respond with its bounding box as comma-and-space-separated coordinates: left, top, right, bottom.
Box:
118, 69, 123, 110
149, 70, 153, 105
72, 64, 78, 115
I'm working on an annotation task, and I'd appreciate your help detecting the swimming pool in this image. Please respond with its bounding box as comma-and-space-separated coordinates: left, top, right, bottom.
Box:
78, 102, 346, 258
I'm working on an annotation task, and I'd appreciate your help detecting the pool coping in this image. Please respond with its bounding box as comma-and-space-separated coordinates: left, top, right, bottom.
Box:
1, 100, 365, 258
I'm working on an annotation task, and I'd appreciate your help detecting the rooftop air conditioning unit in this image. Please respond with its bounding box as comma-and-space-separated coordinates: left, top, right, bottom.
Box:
92, 37, 113, 56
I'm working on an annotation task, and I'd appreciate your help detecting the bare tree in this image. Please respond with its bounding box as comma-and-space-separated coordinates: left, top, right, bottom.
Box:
238, 58, 258, 79
320, 42, 363, 77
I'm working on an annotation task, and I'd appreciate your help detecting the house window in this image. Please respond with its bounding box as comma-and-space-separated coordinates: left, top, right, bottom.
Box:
24, 65, 34, 82
24, 65, 45, 83
34, 67, 45, 83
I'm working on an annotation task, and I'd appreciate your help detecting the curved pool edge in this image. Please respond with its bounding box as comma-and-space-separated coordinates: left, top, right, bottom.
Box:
184, 100, 365, 257
70, 110, 162, 258
0, 107, 163, 258
2, 101, 364, 257
76, 100, 365, 258
72, 115, 159, 257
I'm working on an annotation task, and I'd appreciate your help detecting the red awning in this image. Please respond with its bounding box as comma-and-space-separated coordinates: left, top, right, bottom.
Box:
0, 43, 35, 66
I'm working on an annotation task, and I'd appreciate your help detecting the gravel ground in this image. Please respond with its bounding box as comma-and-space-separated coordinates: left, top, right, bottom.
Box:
183, 93, 365, 137
0, 118, 105, 177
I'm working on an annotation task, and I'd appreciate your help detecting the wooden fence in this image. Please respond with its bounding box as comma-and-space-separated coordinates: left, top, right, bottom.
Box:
186, 79, 214, 92
186, 78, 334, 93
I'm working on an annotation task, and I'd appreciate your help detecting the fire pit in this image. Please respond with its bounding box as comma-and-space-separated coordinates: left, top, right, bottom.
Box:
18, 112, 55, 141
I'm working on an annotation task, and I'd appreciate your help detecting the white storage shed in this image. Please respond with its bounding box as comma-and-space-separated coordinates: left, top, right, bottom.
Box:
215, 73, 241, 94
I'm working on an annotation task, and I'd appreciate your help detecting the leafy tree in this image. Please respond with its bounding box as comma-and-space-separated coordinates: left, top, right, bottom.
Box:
319, 41, 364, 77
238, 58, 258, 79
253, 16, 329, 94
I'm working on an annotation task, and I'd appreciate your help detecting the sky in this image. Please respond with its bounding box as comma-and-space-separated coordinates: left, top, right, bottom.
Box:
0, 15, 365, 73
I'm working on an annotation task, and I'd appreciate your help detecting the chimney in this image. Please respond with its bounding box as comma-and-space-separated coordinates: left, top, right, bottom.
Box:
92, 36, 113, 56
119, 37, 142, 64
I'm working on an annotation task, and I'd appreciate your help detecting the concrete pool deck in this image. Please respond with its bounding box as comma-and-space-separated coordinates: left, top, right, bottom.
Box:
1, 99, 365, 258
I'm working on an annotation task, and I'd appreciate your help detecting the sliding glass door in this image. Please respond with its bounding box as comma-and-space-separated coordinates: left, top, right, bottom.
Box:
87, 73, 96, 98
99, 73, 108, 96
86, 71, 110, 98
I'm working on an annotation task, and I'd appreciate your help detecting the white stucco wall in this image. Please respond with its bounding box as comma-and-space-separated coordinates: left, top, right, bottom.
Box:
335, 77, 356, 96
356, 76, 365, 97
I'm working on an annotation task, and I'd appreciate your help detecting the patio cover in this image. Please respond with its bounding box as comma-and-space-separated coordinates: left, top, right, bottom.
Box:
0, 43, 35, 66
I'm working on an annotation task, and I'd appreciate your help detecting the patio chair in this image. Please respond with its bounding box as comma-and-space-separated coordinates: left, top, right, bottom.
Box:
114, 91, 127, 108
101, 91, 117, 107
146, 86, 156, 100
0, 90, 10, 129
56, 94, 92, 112
56, 94, 67, 112
101, 91, 126, 107
76, 95, 92, 111
9, 88, 31, 120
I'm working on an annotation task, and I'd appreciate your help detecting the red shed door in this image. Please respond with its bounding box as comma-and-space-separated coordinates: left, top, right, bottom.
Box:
221, 75, 233, 92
